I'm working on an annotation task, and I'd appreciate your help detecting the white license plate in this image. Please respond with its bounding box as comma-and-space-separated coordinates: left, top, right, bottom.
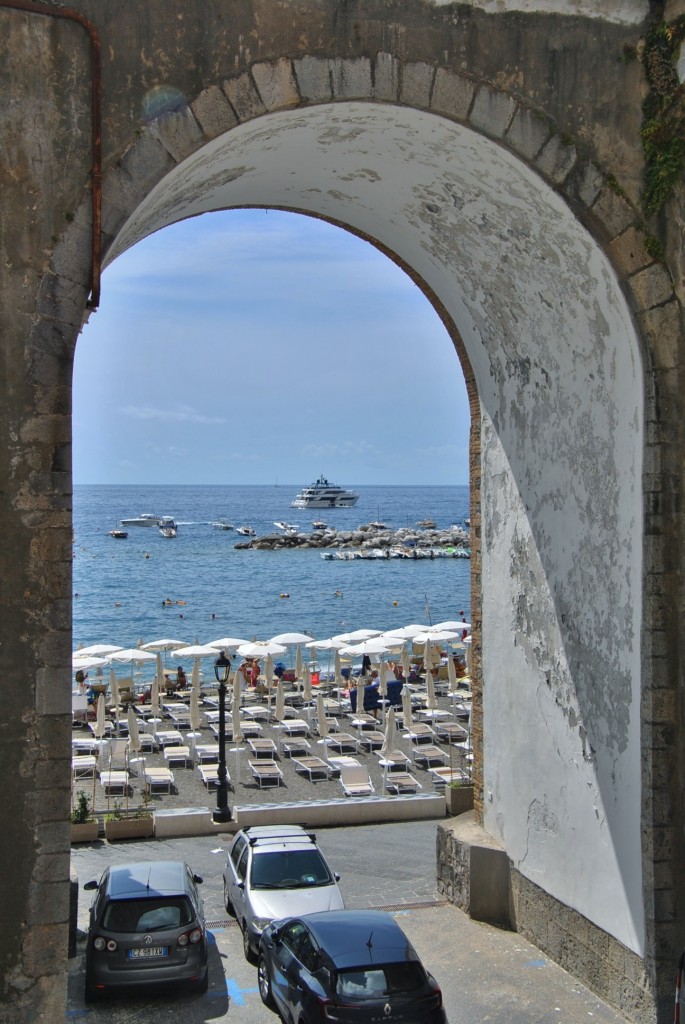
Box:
128, 946, 167, 959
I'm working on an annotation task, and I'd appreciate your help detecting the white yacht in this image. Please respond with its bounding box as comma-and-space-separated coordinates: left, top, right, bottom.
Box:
291, 476, 359, 509
120, 513, 163, 527
158, 516, 177, 537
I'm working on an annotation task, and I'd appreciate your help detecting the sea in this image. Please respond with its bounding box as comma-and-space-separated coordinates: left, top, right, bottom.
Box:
73, 484, 470, 675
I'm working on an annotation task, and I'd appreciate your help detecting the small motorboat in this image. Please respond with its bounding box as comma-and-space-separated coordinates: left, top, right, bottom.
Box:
158, 516, 177, 537
120, 513, 163, 527
236, 525, 256, 537
212, 520, 234, 530
417, 519, 436, 528
312, 520, 327, 530
274, 521, 298, 534
108, 529, 128, 539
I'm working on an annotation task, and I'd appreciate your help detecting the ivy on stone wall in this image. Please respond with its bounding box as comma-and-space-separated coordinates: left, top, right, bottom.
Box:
641, 14, 685, 214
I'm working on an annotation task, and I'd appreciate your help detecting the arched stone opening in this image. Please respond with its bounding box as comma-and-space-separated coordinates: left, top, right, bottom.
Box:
95, 93, 645, 979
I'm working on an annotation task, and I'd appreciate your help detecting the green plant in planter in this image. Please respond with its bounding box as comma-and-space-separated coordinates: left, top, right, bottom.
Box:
133, 790, 154, 820
71, 790, 94, 824
104, 800, 124, 823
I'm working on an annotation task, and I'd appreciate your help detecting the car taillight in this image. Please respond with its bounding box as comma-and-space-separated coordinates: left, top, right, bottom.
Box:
93, 936, 118, 952
178, 927, 203, 947
318, 996, 343, 1020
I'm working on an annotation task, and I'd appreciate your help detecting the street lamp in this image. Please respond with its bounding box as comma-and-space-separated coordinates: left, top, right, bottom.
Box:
213, 651, 232, 823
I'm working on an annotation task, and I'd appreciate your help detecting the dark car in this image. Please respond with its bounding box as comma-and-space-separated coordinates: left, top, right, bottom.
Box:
257, 909, 448, 1023
83, 860, 208, 999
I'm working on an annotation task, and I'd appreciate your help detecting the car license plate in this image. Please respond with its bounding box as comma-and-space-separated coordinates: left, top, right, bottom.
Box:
128, 946, 167, 959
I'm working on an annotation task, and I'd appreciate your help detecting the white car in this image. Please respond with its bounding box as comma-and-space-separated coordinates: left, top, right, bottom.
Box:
223, 825, 344, 962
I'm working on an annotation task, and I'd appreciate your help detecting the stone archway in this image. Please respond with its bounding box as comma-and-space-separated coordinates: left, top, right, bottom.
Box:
3, 7, 683, 1022
103, 88, 646, 974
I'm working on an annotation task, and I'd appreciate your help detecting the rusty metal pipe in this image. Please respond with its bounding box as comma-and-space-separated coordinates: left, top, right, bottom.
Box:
1, 0, 101, 308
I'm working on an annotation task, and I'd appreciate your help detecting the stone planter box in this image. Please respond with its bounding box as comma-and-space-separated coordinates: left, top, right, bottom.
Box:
104, 817, 154, 841
71, 821, 100, 843
445, 784, 474, 816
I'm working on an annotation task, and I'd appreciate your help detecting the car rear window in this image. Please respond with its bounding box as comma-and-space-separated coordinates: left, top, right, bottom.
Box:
336, 962, 427, 998
102, 897, 194, 933
251, 849, 333, 888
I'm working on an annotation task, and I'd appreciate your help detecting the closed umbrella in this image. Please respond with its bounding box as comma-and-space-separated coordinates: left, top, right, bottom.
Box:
425, 670, 437, 710
274, 680, 285, 753
402, 687, 413, 731
190, 659, 200, 692
378, 661, 389, 725
231, 676, 243, 785
150, 677, 161, 736
334, 650, 345, 689
316, 693, 330, 763
355, 679, 366, 730
400, 645, 412, 679
93, 694, 107, 739
109, 668, 121, 733
189, 687, 202, 752
127, 706, 143, 787
380, 706, 398, 794
423, 638, 433, 675
295, 645, 303, 685
302, 664, 312, 722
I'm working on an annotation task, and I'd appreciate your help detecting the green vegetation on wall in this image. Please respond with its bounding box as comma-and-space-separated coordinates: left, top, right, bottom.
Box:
641, 15, 685, 214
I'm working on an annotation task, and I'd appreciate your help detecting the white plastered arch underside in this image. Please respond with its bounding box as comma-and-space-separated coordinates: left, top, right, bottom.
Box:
108, 102, 644, 953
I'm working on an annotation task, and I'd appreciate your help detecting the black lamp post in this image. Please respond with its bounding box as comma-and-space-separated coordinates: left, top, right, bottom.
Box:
213, 651, 232, 823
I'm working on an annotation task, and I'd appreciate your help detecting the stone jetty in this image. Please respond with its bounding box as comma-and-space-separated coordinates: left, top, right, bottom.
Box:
235, 522, 470, 554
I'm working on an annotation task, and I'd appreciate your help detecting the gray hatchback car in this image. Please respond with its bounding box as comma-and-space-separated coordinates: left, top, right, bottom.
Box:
83, 860, 208, 998
223, 825, 344, 962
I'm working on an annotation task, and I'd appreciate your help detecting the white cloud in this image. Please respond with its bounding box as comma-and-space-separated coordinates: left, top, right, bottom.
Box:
118, 404, 226, 425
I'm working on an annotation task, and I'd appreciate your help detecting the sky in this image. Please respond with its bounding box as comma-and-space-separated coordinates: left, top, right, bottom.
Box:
73, 209, 471, 486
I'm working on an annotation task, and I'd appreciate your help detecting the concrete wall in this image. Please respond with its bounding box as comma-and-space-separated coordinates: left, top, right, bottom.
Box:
2, 2, 684, 1021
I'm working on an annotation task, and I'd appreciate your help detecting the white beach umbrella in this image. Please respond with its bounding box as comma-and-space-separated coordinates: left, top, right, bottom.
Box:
207, 637, 249, 652
414, 630, 459, 644
172, 644, 219, 659
108, 647, 158, 665
425, 670, 437, 710
141, 638, 188, 653
73, 655, 108, 673
402, 687, 413, 730
74, 644, 123, 658
387, 624, 427, 639
305, 638, 346, 652
332, 628, 382, 643
270, 632, 312, 645
432, 620, 471, 632
237, 641, 286, 659
340, 638, 392, 657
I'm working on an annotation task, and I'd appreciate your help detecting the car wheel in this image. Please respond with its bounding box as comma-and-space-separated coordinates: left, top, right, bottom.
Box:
242, 922, 257, 964
223, 880, 235, 916
257, 954, 276, 1009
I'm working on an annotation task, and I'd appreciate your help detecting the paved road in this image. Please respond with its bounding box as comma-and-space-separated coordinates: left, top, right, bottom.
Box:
68, 822, 628, 1024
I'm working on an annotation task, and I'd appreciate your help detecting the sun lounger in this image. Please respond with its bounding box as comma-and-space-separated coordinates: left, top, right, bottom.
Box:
327, 755, 359, 774
99, 770, 130, 794
163, 745, 192, 766
248, 737, 278, 758
357, 730, 385, 751
412, 744, 448, 768
434, 721, 469, 743
428, 766, 470, 787
384, 772, 422, 794
340, 764, 375, 797
194, 743, 220, 763
376, 750, 411, 771
403, 723, 436, 744
325, 732, 359, 753
281, 737, 311, 757
154, 729, 185, 748
197, 764, 232, 790
72, 755, 97, 779
143, 767, 175, 793
248, 759, 283, 788
276, 718, 310, 736
292, 756, 332, 781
